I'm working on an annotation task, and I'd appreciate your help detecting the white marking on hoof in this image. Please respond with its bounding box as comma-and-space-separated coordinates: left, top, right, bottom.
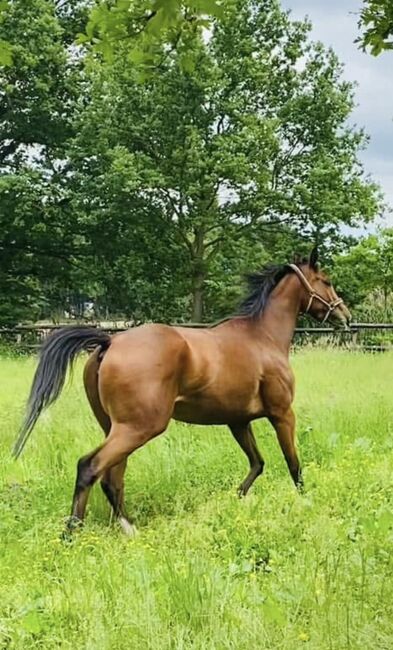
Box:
119, 517, 138, 537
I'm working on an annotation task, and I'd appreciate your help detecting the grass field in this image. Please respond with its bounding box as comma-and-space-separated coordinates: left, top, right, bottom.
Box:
0, 350, 393, 649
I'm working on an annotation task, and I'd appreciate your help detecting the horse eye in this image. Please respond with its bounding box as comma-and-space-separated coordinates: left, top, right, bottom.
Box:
322, 280, 331, 287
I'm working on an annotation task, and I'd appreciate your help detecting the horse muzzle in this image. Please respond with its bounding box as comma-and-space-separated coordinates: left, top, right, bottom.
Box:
328, 304, 352, 331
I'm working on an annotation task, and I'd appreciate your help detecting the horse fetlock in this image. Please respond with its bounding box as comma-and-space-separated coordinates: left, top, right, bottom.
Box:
119, 517, 138, 537
256, 460, 265, 476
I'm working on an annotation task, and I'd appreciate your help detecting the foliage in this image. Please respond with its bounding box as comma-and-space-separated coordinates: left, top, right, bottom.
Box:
333, 229, 393, 319
1, 351, 393, 647
69, 0, 380, 320
0, 0, 87, 324
0, 1, 11, 66
357, 0, 393, 55
0, 0, 384, 325
83, 0, 393, 61
80, 0, 226, 70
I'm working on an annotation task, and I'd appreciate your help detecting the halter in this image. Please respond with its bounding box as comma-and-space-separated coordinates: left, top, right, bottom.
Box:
287, 264, 343, 324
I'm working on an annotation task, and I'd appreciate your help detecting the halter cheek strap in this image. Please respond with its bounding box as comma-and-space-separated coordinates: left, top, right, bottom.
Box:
287, 264, 343, 324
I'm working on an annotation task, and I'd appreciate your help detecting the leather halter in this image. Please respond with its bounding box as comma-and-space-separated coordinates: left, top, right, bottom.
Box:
287, 264, 343, 324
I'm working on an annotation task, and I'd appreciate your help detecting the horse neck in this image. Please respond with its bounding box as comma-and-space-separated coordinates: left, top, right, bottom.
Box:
257, 275, 302, 353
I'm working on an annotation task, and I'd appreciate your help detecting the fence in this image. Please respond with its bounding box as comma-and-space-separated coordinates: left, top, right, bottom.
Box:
293, 323, 393, 351
1, 322, 393, 352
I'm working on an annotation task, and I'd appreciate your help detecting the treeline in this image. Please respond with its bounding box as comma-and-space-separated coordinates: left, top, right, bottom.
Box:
0, 0, 389, 326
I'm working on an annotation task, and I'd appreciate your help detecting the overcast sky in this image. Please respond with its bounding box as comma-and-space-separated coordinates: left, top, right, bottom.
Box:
281, 0, 393, 228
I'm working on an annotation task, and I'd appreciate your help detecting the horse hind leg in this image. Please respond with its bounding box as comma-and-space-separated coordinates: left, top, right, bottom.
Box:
100, 459, 135, 535
83, 350, 133, 533
68, 423, 160, 532
84, 347, 111, 435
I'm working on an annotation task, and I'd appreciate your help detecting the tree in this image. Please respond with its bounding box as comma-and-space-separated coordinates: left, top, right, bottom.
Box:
0, 0, 384, 325
357, 0, 393, 55
69, 0, 380, 321
333, 229, 393, 318
0, 0, 85, 324
83, 0, 393, 61
0, 1, 12, 66
80, 0, 225, 71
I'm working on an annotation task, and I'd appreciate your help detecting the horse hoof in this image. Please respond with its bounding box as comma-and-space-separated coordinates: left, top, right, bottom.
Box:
119, 517, 138, 537
60, 529, 74, 544
64, 516, 83, 533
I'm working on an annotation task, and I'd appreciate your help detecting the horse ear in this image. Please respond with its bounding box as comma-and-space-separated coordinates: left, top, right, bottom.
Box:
309, 246, 319, 269
293, 253, 302, 264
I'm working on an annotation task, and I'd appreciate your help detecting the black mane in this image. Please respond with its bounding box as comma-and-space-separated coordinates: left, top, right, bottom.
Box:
237, 264, 293, 318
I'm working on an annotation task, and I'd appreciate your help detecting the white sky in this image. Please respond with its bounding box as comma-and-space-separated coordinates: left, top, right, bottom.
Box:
281, 0, 393, 228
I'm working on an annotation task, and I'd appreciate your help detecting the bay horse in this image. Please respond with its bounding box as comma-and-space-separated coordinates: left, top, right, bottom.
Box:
14, 247, 350, 535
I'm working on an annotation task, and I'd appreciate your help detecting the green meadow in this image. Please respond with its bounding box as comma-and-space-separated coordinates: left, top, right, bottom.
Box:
0, 350, 392, 649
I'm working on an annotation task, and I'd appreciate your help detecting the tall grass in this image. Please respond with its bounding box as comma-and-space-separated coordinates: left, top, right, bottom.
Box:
0, 351, 393, 649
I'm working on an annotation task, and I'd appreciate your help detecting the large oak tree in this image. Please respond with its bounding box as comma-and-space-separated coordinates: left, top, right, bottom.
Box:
70, 0, 380, 320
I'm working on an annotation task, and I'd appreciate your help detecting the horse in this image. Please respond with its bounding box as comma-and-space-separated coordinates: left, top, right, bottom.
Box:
14, 247, 351, 535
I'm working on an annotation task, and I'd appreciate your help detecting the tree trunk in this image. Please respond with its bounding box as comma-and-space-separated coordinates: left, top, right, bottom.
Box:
192, 272, 204, 322
383, 284, 388, 314
191, 226, 205, 322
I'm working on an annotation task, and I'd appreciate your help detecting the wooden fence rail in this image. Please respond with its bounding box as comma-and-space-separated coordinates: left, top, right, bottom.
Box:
1, 322, 393, 334
1, 322, 393, 354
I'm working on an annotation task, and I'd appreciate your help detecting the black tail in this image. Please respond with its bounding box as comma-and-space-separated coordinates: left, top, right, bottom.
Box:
13, 326, 111, 458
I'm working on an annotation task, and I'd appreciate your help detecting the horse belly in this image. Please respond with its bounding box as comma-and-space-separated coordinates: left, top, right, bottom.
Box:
173, 392, 264, 425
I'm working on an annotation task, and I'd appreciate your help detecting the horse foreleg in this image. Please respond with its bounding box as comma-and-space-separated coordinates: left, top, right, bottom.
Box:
229, 423, 264, 497
269, 408, 303, 490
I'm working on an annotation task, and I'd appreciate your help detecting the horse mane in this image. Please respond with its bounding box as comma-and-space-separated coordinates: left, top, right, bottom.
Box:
237, 263, 295, 318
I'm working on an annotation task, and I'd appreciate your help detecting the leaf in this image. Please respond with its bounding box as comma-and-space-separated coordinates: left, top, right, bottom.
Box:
75, 32, 90, 45
358, 0, 393, 55
180, 53, 196, 73
128, 47, 147, 64
153, 0, 181, 15
115, 0, 132, 10
86, 5, 110, 39
191, 0, 225, 18
0, 39, 12, 66
94, 40, 115, 62
135, 67, 155, 84
145, 9, 167, 36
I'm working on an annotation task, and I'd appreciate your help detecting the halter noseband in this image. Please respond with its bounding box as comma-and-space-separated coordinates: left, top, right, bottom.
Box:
287, 264, 343, 324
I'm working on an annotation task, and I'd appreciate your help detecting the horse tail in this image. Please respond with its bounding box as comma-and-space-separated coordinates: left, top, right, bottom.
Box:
13, 326, 111, 458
